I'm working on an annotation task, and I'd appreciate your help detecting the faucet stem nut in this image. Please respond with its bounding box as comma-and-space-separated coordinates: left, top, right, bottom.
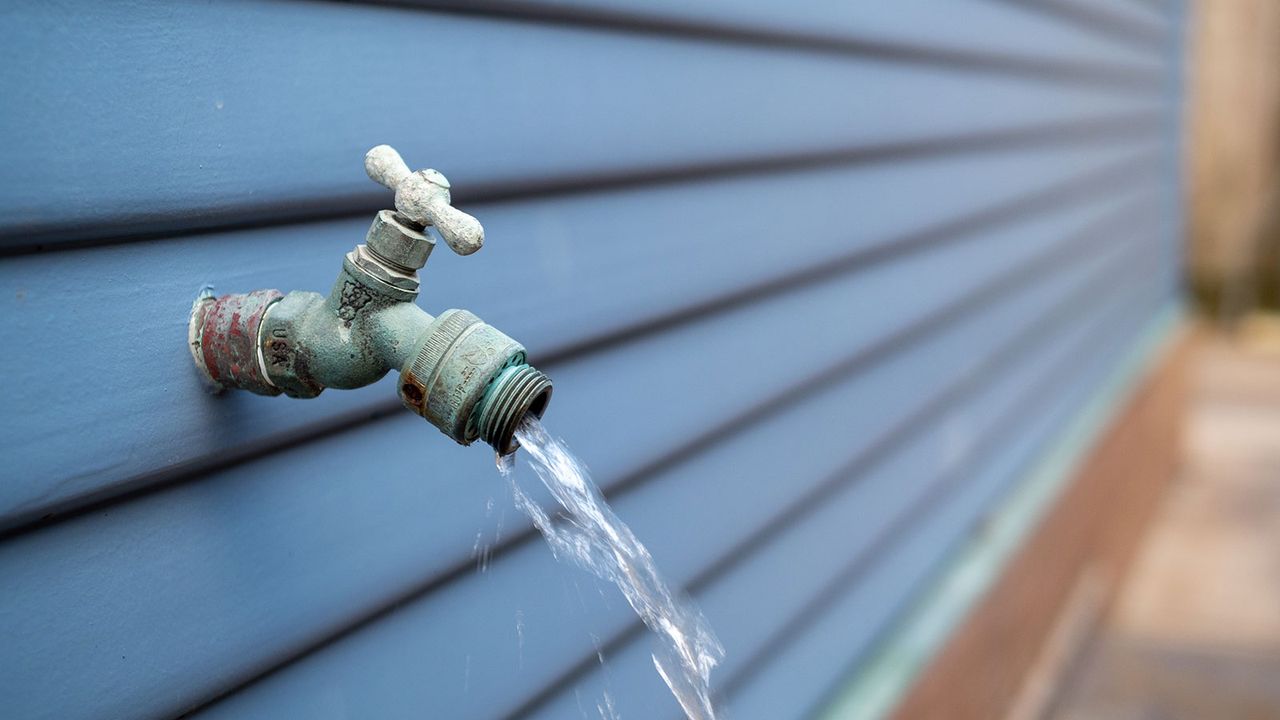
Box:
366, 209, 434, 272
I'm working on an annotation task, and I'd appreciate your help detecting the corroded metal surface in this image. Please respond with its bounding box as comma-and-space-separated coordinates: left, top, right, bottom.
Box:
344, 247, 418, 302
257, 290, 329, 398
187, 145, 551, 453
365, 209, 434, 273
195, 289, 283, 395
398, 309, 528, 446
478, 364, 552, 454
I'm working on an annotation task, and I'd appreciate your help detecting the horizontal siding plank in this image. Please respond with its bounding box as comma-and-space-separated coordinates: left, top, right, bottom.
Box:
0, 1, 1163, 245
519, 246, 1165, 720
721, 286, 1169, 720
416, 0, 1166, 65
0, 190, 1161, 720
196, 205, 1164, 720
0, 141, 1161, 530
993, 0, 1171, 50
1038, 0, 1173, 27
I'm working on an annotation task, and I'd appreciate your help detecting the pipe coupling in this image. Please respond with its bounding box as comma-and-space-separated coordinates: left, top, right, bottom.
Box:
399, 309, 552, 453
189, 289, 284, 395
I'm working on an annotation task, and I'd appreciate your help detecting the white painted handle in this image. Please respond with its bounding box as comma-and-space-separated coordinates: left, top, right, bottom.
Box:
363, 145, 485, 256
364, 144, 412, 191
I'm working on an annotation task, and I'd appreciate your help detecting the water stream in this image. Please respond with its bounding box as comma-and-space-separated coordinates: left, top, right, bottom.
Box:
498, 415, 724, 719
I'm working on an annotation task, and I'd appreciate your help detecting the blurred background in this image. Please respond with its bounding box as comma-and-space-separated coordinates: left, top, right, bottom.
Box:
1188, 0, 1280, 329
1046, 2, 1280, 719
0, 2, 1277, 720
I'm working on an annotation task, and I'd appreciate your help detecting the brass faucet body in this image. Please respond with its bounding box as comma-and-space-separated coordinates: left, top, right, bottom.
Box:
188, 148, 551, 455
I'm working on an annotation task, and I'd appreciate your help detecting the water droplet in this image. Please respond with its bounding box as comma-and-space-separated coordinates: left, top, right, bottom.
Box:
597, 689, 620, 720
515, 609, 525, 669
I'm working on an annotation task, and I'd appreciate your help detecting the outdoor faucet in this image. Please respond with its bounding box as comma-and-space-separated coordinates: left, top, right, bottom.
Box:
188, 145, 552, 455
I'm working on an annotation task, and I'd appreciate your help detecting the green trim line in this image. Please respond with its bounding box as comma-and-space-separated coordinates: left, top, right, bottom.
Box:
815, 302, 1186, 720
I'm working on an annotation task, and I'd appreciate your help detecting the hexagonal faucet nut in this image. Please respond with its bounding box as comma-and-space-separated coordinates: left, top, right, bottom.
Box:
366, 209, 434, 271
347, 245, 420, 298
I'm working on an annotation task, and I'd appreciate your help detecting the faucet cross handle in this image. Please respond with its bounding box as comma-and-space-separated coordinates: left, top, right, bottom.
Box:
364, 145, 485, 256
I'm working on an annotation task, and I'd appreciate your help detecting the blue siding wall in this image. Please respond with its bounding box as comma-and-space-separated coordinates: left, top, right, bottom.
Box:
0, 1, 1184, 719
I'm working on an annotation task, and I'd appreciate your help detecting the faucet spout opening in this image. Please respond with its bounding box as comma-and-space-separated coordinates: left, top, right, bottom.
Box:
396, 309, 553, 451
478, 364, 553, 456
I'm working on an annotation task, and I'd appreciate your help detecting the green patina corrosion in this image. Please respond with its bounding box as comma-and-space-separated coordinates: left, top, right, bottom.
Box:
190, 147, 551, 455
196, 231, 550, 454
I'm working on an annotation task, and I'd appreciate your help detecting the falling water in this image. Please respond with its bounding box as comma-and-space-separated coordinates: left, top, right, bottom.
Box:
499, 415, 725, 720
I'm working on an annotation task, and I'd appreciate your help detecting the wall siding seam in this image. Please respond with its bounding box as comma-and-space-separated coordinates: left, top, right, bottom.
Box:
811, 302, 1182, 720
0, 112, 1166, 255
365, 0, 1169, 76
724, 265, 1167, 717
985, 0, 1169, 52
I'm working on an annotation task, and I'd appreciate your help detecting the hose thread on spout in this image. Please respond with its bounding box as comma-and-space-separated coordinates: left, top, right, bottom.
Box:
478, 364, 553, 456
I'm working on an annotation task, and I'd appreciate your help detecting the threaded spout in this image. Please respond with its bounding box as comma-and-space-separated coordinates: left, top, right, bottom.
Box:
478, 364, 553, 455
397, 309, 553, 452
